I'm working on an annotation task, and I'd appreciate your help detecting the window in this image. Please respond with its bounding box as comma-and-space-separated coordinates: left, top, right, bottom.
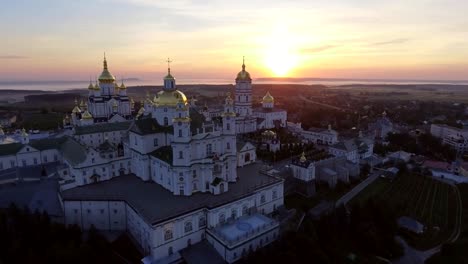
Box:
179, 151, 183, 159
178, 129, 182, 137
242, 205, 248, 215
91, 158, 95, 164
164, 229, 173, 241
219, 213, 226, 224
44, 156, 48, 163
199, 216, 206, 227
193, 182, 197, 191
227, 123, 230, 130
82, 171, 86, 176
54, 154, 58, 161
273, 190, 278, 199
134, 136, 138, 146
231, 209, 237, 219
33, 158, 37, 165
184, 222, 193, 233
226, 142, 230, 150
102, 168, 105, 172
164, 117, 168, 126
261, 194, 266, 204
206, 144, 212, 156
22, 160, 26, 166
10, 160, 14, 167
154, 138, 158, 146
26, 148, 30, 151
192, 170, 197, 178
164, 108, 168, 113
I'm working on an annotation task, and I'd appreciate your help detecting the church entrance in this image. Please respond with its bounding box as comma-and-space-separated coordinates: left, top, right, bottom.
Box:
245, 152, 251, 163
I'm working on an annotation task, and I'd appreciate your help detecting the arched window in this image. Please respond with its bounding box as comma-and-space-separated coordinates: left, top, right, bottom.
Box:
242, 205, 248, 215
164, 117, 168, 126
273, 190, 278, 199
178, 129, 182, 137
231, 209, 237, 219
199, 216, 206, 227
219, 213, 226, 224
227, 142, 230, 150
164, 229, 173, 241
184, 221, 193, 233
260, 194, 266, 204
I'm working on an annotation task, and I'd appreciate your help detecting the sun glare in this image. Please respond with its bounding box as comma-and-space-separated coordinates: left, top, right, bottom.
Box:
262, 25, 300, 77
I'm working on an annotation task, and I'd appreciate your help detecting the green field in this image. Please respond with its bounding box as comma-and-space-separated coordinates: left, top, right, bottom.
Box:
351, 174, 460, 250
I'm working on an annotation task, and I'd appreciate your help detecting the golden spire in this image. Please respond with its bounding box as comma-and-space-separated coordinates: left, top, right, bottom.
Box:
167, 57, 172, 75
88, 77, 94, 90
299, 151, 307, 163
242, 56, 245, 71
120, 77, 126, 89
103, 52, 108, 70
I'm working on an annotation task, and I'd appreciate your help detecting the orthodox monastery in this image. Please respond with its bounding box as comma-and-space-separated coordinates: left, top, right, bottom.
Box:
0, 56, 286, 263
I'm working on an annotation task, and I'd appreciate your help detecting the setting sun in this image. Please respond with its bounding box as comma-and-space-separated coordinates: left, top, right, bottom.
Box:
262, 25, 300, 77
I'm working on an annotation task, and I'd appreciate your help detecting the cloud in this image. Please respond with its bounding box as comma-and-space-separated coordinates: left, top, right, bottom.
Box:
0, 55, 28, 59
301, 45, 336, 54
371, 38, 409, 46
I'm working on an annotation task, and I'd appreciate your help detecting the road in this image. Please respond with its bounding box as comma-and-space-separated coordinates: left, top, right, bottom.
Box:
335, 171, 380, 207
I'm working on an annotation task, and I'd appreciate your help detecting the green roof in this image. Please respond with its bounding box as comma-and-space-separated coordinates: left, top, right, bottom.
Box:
74, 121, 131, 135
149, 146, 173, 165
0, 143, 23, 156
30, 137, 67, 151
60, 138, 87, 165
130, 117, 172, 135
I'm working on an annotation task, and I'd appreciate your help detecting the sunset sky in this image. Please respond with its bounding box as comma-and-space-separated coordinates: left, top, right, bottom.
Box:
2, 0, 468, 81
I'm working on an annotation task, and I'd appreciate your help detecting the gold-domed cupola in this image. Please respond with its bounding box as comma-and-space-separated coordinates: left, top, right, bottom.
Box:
156, 90, 188, 107
236, 56, 252, 81
88, 79, 94, 90
262, 91, 274, 103
120, 79, 126, 89
98, 54, 115, 83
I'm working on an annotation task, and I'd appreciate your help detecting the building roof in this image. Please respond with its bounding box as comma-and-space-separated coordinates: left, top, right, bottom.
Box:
29, 137, 67, 151
0, 142, 23, 156
149, 146, 173, 165
60, 138, 87, 165
291, 149, 334, 168
330, 137, 372, 153
398, 216, 424, 234
130, 117, 172, 135
61, 163, 282, 225
74, 121, 131, 135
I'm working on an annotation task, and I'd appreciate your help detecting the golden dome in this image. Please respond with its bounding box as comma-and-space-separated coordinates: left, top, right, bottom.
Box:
262, 130, 276, 138
88, 82, 94, 90
98, 55, 115, 83
82, 110, 93, 120
72, 106, 81, 114
79, 99, 86, 108
236, 57, 252, 81
120, 81, 126, 89
262, 92, 274, 103
299, 152, 307, 163
154, 89, 187, 107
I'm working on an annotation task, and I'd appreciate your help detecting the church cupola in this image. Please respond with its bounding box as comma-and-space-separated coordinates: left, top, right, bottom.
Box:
21, 128, 29, 144
236, 56, 252, 82
262, 91, 274, 109
98, 54, 115, 83
163, 58, 176, 90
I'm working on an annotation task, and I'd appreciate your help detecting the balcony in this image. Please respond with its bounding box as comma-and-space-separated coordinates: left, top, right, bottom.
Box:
207, 213, 279, 248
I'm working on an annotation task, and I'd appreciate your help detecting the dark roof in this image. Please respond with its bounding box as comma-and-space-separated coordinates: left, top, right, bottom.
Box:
130, 117, 172, 135
61, 163, 282, 225
190, 108, 206, 135
97, 140, 114, 152
74, 121, 132, 135
180, 241, 225, 264
29, 137, 67, 151
0, 143, 23, 156
60, 138, 87, 165
149, 146, 173, 165
0, 137, 68, 156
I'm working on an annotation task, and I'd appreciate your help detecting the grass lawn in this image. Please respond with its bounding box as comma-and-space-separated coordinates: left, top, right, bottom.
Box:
350, 173, 459, 250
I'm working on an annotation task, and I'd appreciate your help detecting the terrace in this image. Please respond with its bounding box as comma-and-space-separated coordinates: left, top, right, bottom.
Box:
207, 213, 278, 248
